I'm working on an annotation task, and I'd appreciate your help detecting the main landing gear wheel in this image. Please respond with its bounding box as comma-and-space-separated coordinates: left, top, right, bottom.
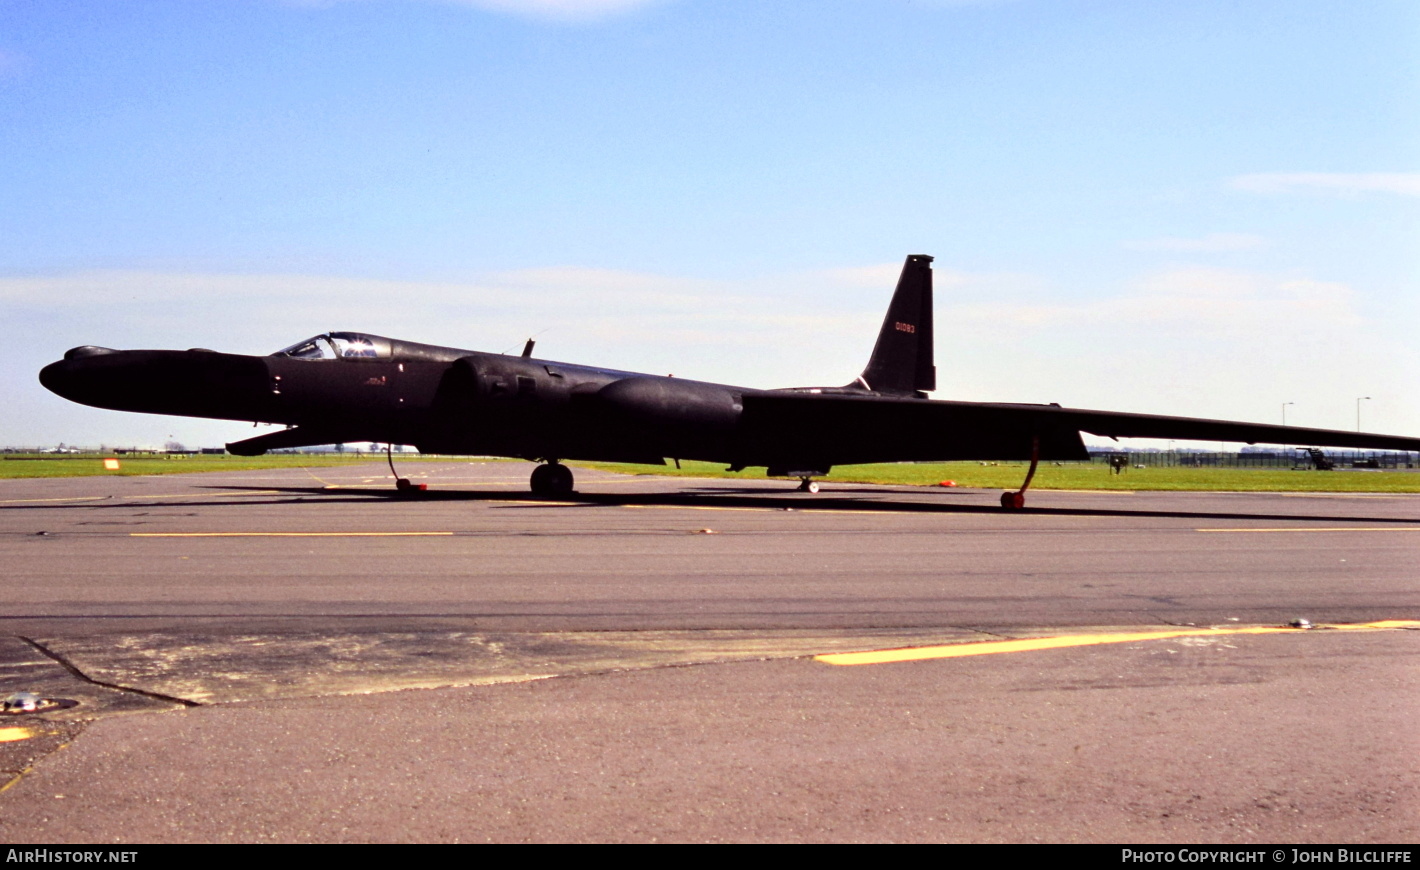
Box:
999, 491, 1025, 510
797, 478, 820, 494
530, 462, 575, 496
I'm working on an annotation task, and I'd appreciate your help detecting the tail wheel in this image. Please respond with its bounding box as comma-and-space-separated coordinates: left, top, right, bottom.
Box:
1000, 435, 1039, 511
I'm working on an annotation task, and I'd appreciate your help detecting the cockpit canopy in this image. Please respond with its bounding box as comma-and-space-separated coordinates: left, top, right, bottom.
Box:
274, 332, 392, 361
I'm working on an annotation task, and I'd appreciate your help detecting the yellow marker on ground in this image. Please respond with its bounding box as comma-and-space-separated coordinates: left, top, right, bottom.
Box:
0, 727, 36, 743
102, 458, 120, 470
815, 620, 1420, 666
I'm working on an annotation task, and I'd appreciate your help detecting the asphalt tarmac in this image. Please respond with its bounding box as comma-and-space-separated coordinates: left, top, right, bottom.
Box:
0, 461, 1416, 842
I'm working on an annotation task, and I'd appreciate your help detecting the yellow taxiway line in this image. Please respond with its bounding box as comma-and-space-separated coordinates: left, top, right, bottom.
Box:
0, 496, 109, 504
1, 491, 281, 504
815, 620, 1420, 666
1197, 527, 1420, 533
620, 504, 917, 515
119, 492, 282, 500
1279, 493, 1408, 499
130, 531, 454, 538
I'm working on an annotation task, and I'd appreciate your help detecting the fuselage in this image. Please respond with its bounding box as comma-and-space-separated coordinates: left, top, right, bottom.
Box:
38, 334, 764, 466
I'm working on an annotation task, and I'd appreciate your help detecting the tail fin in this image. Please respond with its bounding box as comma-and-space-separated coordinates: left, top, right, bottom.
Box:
856, 254, 935, 396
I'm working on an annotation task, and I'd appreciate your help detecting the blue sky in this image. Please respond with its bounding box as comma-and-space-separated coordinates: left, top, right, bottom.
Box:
3, 0, 1418, 449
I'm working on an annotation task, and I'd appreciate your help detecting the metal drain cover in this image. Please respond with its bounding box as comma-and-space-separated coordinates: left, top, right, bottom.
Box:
2, 692, 79, 714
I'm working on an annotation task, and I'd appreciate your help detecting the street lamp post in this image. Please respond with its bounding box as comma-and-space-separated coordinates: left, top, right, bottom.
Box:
1356, 396, 1371, 432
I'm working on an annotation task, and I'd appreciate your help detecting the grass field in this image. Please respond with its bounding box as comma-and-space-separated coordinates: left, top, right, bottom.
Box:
578, 459, 1420, 493
0, 453, 404, 478
2, 453, 1417, 492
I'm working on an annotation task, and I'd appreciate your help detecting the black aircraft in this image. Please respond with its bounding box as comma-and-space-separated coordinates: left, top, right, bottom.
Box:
39, 255, 1420, 508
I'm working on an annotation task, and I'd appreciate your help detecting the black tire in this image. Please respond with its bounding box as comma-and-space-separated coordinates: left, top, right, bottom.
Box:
531, 463, 574, 496
547, 463, 575, 495
529, 463, 554, 495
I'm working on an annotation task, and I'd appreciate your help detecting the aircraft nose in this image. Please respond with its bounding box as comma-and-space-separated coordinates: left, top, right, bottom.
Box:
39, 348, 274, 421
40, 350, 153, 409
39, 355, 100, 403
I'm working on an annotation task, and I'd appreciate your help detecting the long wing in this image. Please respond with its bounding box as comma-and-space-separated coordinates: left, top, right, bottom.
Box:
738, 393, 1420, 467
1041, 404, 1420, 451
